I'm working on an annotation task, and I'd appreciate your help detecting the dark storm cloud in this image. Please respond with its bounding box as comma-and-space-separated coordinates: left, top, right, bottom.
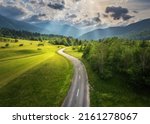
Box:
0, 5, 25, 19
93, 13, 101, 23
79, 16, 101, 27
47, 1, 65, 10
122, 15, 133, 20
105, 6, 134, 20
25, 13, 46, 22
93, 17, 101, 22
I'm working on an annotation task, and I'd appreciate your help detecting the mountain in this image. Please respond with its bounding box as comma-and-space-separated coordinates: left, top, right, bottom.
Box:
0, 14, 44, 33
33, 21, 81, 37
0, 15, 81, 37
1, 14, 149, 39
79, 19, 150, 40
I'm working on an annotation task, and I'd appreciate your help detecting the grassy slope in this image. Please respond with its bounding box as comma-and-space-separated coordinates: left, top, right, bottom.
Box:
0, 40, 73, 106
64, 47, 83, 59
0, 41, 56, 87
65, 46, 150, 107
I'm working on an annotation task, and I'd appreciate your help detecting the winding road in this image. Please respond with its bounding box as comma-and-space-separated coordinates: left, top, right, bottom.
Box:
58, 48, 90, 107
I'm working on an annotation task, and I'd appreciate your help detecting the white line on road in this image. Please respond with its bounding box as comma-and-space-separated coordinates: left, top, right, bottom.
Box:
76, 89, 80, 97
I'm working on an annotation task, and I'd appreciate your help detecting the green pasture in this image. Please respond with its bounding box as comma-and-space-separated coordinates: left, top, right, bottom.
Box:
0, 39, 73, 106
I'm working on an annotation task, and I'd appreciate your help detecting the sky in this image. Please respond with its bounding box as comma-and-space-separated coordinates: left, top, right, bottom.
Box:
0, 0, 150, 29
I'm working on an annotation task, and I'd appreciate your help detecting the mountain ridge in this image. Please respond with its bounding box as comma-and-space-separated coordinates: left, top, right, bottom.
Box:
79, 18, 150, 40
0, 14, 150, 40
0, 14, 45, 33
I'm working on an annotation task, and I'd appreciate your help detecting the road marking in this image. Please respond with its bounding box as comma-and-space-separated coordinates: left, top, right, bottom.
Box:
79, 68, 80, 71
79, 75, 81, 79
76, 89, 80, 97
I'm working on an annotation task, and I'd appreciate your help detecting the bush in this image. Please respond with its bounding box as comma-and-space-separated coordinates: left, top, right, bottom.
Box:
15, 39, 19, 43
19, 44, 24, 47
37, 48, 42, 50
72, 47, 76, 50
5, 43, 9, 47
1, 46, 6, 49
38, 43, 44, 46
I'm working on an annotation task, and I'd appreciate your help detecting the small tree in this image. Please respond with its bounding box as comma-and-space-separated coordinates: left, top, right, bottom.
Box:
5, 43, 9, 47
15, 39, 19, 43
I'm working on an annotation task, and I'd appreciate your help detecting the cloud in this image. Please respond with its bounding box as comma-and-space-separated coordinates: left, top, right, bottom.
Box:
74, 0, 81, 2
122, 14, 133, 20
25, 13, 46, 22
39, 0, 46, 6
67, 14, 77, 18
0, 0, 149, 28
77, 16, 101, 27
47, 1, 65, 10
105, 6, 134, 20
30, 0, 37, 4
133, 10, 138, 13
103, 14, 108, 18
93, 17, 101, 23
132, 0, 149, 2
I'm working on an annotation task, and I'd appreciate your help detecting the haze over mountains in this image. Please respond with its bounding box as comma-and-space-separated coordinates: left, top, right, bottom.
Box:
0, 14, 43, 33
79, 19, 150, 40
33, 21, 81, 37
0, 14, 81, 37
0, 14, 150, 40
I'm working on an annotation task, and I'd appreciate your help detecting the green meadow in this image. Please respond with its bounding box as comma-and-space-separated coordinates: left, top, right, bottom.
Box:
0, 39, 73, 106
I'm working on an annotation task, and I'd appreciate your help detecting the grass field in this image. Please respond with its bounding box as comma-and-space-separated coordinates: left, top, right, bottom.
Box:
0, 40, 73, 106
65, 46, 150, 107
64, 47, 83, 59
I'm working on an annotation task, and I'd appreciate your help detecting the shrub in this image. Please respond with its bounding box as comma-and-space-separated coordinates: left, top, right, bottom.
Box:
5, 43, 9, 47
15, 39, 19, 43
19, 44, 24, 47
38, 43, 44, 46
1, 46, 6, 48
37, 48, 42, 50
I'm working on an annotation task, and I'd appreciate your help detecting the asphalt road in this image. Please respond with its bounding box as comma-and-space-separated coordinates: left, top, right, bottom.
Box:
58, 48, 90, 107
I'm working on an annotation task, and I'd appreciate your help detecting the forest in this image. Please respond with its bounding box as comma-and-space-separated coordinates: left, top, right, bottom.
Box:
0, 28, 82, 46
0, 28, 63, 41
83, 37, 150, 88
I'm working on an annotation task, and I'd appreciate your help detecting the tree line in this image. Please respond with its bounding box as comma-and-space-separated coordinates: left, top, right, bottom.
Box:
0, 28, 63, 41
0, 28, 83, 46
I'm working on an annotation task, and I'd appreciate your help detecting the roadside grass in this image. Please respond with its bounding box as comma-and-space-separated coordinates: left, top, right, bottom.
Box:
0, 39, 73, 106
64, 46, 150, 107
64, 47, 83, 59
